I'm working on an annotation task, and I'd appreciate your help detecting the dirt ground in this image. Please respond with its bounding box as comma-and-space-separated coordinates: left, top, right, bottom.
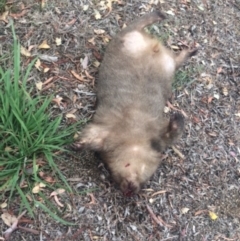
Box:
0, 0, 240, 240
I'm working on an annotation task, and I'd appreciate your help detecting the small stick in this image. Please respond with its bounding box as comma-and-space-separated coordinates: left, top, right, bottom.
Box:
171, 145, 185, 159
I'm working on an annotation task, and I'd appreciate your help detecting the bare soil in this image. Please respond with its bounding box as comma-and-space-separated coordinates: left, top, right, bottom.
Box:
0, 0, 240, 240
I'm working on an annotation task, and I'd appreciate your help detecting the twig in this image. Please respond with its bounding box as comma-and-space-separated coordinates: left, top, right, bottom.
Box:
146, 205, 173, 228
229, 57, 237, 85
171, 145, 185, 159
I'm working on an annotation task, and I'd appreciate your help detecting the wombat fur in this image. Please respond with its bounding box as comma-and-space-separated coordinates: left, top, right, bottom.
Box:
77, 11, 197, 196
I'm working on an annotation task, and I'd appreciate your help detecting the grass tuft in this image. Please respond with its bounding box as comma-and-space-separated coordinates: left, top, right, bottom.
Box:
0, 24, 79, 222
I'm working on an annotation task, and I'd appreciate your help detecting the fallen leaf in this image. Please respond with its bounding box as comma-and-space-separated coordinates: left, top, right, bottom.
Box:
41, 0, 46, 9
94, 29, 105, 35
165, 10, 175, 15
9, 9, 28, 19
171, 45, 180, 50
39, 55, 58, 62
235, 113, 240, 117
164, 106, 170, 113
55, 37, 62, 46
222, 87, 228, 96
83, 5, 89, 11
149, 198, 156, 204
85, 70, 94, 79
43, 76, 54, 85
0, 202, 7, 209
38, 40, 50, 49
88, 37, 96, 45
71, 70, 86, 82
209, 211, 218, 220
94, 9, 101, 19
35, 59, 41, 71
52, 97, 63, 107
197, 4, 204, 11
32, 183, 46, 194
1, 212, 17, 227
93, 61, 100, 68
194, 209, 208, 216
43, 67, 50, 73
81, 55, 89, 69
213, 92, 220, 100
66, 18, 77, 26
50, 189, 66, 207
36, 82, 43, 91
50, 188, 65, 196
66, 113, 76, 119
181, 207, 190, 214
0, 11, 9, 23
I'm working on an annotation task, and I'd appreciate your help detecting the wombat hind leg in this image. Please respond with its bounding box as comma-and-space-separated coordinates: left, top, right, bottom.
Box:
121, 11, 166, 33
175, 48, 198, 69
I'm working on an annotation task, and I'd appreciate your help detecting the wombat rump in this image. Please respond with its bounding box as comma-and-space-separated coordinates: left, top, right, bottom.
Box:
78, 11, 197, 196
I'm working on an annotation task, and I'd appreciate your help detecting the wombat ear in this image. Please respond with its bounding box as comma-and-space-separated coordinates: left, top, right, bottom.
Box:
80, 124, 109, 150
162, 113, 185, 146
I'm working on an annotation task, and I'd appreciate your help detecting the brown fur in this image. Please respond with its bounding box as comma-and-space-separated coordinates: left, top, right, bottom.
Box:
77, 11, 197, 195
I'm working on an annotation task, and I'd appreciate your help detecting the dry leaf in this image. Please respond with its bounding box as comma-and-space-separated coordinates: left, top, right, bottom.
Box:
222, 87, 228, 96
209, 211, 218, 220
41, 0, 46, 9
171, 45, 180, 50
83, 5, 89, 11
39, 54, 58, 62
9, 9, 28, 19
35, 59, 41, 71
50, 188, 65, 197
94, 29, 105, 35
32, 183, 46, 193
94, 9, 101, 19
93, 61, 100, 68
50, 189, 66, 207
213, 92, 220, 100
20, 46, 31, 57
181, 207, 190, 214
88, 37, 96, 45
52, 96, 63, 107
66, 113, 77, 119
0, 202, 7, 209
71, 70, 86, 82
55, 37, 62, 46
81, 55, 89, 69
36, 82, 43, 91
235, 113, 240, 117
149, 198, 155, 204
43, 67, 50, 73
197, 4, 204, 11
38, 40, 50, 49
164, 106, 170, 113
1, 212, 18, 227
165, 10, 175, 15
0, 11, 9, 23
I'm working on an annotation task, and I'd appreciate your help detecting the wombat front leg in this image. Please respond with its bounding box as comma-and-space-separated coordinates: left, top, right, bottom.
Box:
175, 48, 198, 69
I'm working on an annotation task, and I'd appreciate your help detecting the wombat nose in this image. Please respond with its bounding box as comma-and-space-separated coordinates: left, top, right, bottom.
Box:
122, 181, 139, 197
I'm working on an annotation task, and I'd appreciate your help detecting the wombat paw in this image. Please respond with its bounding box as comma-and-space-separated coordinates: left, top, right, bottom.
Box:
170, 112, 185, 131
188, 47, 198, 57
70, 141, 85, 151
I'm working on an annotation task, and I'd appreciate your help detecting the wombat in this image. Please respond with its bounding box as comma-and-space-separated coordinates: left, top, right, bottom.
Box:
77, 11, 197, 196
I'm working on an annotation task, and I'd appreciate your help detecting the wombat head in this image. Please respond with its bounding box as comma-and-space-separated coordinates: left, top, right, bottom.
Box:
80, 113, 184, 195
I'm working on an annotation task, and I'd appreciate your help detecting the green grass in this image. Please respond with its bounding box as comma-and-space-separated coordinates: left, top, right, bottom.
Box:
173, 64, 203, 90
0, 0, 6, 13
0, 24, 80, 223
